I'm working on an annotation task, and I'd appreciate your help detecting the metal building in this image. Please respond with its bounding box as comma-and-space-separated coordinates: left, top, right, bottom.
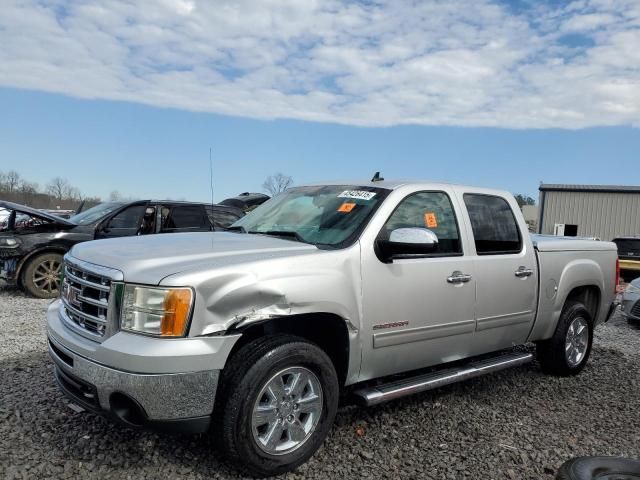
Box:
538, 184, 640, 241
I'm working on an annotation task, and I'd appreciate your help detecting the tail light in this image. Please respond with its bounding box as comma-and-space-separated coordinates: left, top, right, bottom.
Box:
615, 258, 620, 294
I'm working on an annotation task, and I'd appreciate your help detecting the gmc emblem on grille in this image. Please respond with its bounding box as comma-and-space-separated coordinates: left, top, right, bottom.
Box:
64, 285, 82, 308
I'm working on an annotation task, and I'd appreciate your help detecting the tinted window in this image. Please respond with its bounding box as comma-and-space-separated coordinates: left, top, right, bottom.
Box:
382, 192, 461, 255
208, 208, 242, 230
162, 205, 208, 231
613, 239, 640, 259
464, 194, 521, 255
107, 205, 145, 230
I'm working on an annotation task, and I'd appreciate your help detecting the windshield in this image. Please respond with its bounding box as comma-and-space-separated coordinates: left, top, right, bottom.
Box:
230, 185, 389, 247
70, 202, 124, 225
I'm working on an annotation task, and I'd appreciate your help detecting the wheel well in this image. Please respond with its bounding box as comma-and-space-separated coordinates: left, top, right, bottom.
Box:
16, 248, 67, 286
227, 313, 351, 386
566, 285, 600, 322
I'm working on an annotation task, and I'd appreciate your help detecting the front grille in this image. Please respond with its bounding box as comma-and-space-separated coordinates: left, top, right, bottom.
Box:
632, 301, 640, 318
61, 261, 112, 338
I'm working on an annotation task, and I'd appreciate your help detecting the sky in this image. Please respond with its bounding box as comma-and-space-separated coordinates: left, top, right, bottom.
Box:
0, 0, 639, 202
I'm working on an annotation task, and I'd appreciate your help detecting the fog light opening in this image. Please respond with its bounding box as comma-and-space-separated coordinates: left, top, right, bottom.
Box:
110, 392, 146, 427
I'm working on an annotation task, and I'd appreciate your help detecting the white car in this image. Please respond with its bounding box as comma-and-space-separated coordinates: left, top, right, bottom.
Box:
621, 277, 640, 323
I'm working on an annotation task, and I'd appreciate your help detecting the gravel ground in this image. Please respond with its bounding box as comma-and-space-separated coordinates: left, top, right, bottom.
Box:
1, 287, 639, 479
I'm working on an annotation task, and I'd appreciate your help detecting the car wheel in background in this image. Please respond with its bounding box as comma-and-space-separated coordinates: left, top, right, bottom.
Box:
556, 456, 640, 479
22, 252, 63, 299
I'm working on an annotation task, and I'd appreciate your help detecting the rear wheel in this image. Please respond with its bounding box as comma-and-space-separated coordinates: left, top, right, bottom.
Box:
22, 253, 63, 298
537, 301, 593, 376
214, 335, 339, 477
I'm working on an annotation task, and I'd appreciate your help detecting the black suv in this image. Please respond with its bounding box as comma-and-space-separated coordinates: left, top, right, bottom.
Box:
0, 200, 244, 298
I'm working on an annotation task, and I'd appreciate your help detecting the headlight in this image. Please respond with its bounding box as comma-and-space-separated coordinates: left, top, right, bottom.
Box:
0, 237, 19, 248
121, 285, 194, 337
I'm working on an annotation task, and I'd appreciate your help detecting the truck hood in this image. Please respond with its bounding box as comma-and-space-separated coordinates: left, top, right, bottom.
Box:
68, 232, 318, 284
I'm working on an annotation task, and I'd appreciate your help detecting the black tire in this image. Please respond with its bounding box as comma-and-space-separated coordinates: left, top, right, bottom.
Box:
22, 252, 63, 299
214, 335, 339, 477
537, 300, 593, 376
556, 456, 640, 479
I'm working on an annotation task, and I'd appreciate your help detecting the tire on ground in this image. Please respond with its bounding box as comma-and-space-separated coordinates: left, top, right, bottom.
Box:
536, 300, 593, 376
556, 456, 640, 479
213, 334, 339, 477
21, 252, 64, 299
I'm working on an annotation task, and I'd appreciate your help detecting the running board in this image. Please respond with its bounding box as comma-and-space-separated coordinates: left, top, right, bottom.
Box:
353, 351, 533, 406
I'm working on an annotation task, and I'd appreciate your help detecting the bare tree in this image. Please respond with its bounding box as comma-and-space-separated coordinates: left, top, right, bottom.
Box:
262, 173, 293, 195
109, 190, 121, 201
6, 170, 20, 193
18, 180, 38, 205
47, 177, 71, 201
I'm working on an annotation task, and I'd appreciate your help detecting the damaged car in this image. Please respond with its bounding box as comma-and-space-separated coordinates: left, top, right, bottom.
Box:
0, 200, 243, 298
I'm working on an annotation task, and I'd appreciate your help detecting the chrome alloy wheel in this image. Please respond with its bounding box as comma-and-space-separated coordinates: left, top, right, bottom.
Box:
33, 258, 61, 295
251, 366, 323, 456
565, 316, 589, 367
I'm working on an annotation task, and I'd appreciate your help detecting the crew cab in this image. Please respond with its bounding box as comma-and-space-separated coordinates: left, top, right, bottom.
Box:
0, 200, 243, 298
46, 180, 619, 476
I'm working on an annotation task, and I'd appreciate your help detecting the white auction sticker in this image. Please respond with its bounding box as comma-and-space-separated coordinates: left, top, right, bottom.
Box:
338, 190, 377, 201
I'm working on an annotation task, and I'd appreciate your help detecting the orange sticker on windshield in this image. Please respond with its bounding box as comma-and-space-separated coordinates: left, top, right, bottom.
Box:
338, 202, 356, 213
424, 212, 438, 228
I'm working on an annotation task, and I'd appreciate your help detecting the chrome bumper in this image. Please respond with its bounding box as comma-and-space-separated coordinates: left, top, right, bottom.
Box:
48, 334, 219, 424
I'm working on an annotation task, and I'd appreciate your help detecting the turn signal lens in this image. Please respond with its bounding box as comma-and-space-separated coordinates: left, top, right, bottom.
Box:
161, 289, 193, 336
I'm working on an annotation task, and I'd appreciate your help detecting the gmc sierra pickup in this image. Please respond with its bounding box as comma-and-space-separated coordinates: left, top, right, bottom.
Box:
46, 180, 619, 476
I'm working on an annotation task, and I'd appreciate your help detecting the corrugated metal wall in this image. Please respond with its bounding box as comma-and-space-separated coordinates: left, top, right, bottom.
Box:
540, 191, 640, 240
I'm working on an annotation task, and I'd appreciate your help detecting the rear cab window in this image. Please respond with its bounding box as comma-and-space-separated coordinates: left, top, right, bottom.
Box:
463, 194, 522, 255
613, 238, 640, 260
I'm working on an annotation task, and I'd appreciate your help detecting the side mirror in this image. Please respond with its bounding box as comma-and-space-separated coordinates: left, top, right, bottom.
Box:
377, 227, 438, 261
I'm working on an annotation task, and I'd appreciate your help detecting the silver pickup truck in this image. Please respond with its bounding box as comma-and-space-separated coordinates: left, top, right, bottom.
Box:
46, 180, 619, 476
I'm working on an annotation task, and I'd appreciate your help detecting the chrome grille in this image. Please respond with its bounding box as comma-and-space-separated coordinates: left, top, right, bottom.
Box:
632, 301, 640, 317
61, 261, 112, 338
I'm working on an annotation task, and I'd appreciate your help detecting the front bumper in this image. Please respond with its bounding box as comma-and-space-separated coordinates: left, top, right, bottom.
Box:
47, 300, 241, 433
0, 254, 19, 285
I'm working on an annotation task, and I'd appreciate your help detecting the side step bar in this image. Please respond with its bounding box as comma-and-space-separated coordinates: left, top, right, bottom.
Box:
353, 351, 533, 406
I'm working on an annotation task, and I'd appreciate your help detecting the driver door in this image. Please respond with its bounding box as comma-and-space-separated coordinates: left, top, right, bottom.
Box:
95, 204, 147, 239
359, 190, 477, 381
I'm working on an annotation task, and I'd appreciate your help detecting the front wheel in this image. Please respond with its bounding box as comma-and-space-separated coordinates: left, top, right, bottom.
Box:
537, 301, 593, 376
22, 252, 63, 299
214, 335, 339, 477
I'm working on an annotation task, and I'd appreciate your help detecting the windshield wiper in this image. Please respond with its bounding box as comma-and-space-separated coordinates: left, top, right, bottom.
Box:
248, 230, 308, 243
226, 225, 247, 233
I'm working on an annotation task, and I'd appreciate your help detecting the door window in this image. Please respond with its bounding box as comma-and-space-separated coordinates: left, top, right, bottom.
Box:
106, 205, 145, 231
463, 194, 522, 255
382, 192, 462, 255
161, 205, 208, 232
207, 207, 242, 230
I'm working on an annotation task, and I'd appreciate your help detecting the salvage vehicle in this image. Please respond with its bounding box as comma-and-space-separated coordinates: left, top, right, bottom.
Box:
0, 200, 243, 298
621, 276, 640, 323
220, 192, 270, 212
46, 180, 619, 476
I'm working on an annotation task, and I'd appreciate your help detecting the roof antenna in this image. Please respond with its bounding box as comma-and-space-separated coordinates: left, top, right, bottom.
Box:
209, 147, 214, 208
371, 171, 384, 182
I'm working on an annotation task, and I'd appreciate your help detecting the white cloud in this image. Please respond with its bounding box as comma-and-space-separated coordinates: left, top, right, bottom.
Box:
0, 0, 639, 128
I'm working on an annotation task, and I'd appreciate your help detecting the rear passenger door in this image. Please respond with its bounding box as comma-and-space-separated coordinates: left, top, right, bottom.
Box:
461, 193, 538, 351
160, 205, 211, 233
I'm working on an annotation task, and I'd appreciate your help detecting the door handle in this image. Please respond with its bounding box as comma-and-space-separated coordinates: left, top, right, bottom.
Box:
515, 266, 534, 278
447, 271, 472, 284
